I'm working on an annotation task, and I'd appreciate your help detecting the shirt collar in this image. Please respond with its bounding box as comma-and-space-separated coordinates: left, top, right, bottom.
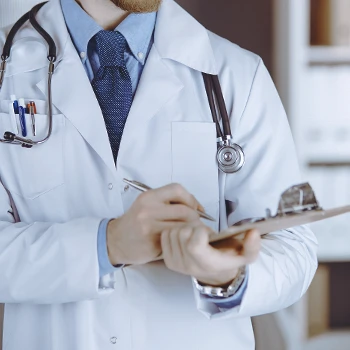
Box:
60, 0, 156, 65
117, 12, 157, 65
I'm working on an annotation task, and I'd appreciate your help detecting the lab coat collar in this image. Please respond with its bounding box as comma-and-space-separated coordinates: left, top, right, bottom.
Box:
155, 0, 218, 75
7, 0, 218, 76
35, 0, 118, 176
9, 0, 216, 177
35, 0, 185, 178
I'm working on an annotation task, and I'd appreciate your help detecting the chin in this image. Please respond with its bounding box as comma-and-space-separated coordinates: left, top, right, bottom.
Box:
114, 0, 163, 13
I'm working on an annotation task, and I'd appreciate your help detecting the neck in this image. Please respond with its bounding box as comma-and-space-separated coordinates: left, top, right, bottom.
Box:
76, 0, 128, 30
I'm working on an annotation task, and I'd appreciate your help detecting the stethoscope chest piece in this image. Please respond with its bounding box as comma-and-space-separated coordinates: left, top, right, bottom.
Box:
202, 73, 245, 174
217, 142, 245, 174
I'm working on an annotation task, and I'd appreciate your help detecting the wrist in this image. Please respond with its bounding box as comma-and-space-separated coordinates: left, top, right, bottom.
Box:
196, 268, 240, 288
194, 266, 247, 298
107, 219, 124, 266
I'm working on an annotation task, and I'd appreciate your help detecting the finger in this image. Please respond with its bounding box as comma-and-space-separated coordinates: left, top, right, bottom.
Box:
177, 226, 199, 268
151, 221, 201, 237
152, 183, 204, 211
211, 237, 244, 253
161, 229, 173, 261
210, 230, 260, 266
155, 204, 200, 222
185, 225, 211, 260
162, 228, 187, 271
241, 230, 261, 263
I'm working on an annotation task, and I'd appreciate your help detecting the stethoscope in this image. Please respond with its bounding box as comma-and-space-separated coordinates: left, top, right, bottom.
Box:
0, 2, 245, 174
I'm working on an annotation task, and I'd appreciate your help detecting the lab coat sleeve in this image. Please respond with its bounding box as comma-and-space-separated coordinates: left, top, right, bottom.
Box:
97, 219, 125, 276
0, 188, 118, 304
194, 58, 318, 319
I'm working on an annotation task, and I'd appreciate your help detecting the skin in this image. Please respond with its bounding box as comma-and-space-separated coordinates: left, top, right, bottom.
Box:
77, 0, 162, 30
77, 0, 262, 287
107, 183, 261, 287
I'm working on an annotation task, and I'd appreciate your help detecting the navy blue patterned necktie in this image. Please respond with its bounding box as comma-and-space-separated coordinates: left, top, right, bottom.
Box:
92, 30, 133, 162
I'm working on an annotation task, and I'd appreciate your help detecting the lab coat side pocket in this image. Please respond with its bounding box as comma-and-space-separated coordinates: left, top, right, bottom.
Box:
0, 113, 65, 199
171, 121, 220, 231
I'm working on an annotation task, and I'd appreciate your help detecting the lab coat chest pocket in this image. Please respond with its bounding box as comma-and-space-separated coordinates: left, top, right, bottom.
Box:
171, 122, 219, 230
0, 112, 65, 199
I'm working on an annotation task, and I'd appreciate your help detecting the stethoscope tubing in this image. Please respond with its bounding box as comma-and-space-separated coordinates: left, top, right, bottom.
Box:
0, 1, 55, 148
0, 1, 245, 173
203, 73, 224, 139
202, 73, 233, 140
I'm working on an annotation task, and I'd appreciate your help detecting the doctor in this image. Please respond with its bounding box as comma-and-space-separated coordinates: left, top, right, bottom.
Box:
0, 0, 317, 349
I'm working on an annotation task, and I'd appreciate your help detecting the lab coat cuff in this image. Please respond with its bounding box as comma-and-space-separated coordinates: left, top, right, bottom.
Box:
203, 269, 249, 309
97, 219, 124, 277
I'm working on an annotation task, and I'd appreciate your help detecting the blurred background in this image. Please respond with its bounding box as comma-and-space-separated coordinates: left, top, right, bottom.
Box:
1, 0, 350, 349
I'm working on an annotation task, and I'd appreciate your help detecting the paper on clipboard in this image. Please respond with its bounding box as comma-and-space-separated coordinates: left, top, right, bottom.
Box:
209, 205, 350, 243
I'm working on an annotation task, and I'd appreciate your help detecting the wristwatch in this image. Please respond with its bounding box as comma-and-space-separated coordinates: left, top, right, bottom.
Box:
193, 266, 247, 298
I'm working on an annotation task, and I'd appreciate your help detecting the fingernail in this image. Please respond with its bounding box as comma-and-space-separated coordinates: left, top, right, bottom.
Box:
198, 203, 205, 212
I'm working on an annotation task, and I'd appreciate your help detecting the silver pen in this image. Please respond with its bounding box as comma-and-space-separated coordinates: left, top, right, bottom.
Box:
29, 101, 36, 136
123, 179, 216, 222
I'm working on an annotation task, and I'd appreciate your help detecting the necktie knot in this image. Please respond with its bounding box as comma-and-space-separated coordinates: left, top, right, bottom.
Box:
94, 30, 127, 67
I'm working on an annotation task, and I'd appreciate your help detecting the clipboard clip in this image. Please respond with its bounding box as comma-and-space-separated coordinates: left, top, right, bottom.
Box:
235, 183, 323, 225
275, 183, 322, 217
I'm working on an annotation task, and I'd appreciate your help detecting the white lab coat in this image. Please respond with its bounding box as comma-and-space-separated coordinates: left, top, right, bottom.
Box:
0, 0, 317, 349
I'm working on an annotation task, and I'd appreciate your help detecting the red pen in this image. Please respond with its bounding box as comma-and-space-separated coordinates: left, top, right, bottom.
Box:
29, 101, 36, 136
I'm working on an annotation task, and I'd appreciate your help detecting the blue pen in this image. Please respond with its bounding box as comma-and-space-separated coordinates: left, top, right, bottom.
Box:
18, 98, 27, 137
12, 99, 19, 114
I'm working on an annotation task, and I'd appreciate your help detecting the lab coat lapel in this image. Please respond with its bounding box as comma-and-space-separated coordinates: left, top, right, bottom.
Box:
121, 46, 183, 130
34, 0, 219, 178
118, 0, 218, 155
116, 45, 184, 177
37, 43, 116, 177
154, 0, 218, 75
35, 0, 117, 177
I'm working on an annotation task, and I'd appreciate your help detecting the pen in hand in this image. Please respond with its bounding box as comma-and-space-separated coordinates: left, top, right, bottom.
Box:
123, 179, 216, 222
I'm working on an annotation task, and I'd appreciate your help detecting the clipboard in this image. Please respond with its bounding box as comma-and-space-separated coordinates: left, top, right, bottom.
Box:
209, 183, 350, 243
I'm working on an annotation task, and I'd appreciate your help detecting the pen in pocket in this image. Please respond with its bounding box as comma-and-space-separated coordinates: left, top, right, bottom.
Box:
11, 95, 19, 114
28, 101, 36, 136
18, 98, 27, 137
8, 102, 19, 134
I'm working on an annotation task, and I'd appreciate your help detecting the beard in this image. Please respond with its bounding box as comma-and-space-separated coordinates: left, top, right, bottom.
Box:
112, 0, 163, 13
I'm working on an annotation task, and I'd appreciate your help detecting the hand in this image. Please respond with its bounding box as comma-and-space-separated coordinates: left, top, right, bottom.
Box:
161, 223, 261, 287
107, 184, 204, 265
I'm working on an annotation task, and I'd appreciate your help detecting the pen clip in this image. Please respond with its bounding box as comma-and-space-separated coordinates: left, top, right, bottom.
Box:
123, 179, 152, 192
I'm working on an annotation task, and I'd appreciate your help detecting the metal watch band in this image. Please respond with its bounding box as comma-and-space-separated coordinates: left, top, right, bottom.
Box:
193, 266, 247, 298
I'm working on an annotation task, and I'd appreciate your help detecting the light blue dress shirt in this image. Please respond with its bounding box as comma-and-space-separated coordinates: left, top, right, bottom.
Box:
60, 0, 247, 308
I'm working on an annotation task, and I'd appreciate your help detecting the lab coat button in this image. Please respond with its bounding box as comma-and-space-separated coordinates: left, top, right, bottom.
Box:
108, 183, 114, 190
110, 337, 117, 344
138, 52, 144, 60
80, 52, 86, 59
